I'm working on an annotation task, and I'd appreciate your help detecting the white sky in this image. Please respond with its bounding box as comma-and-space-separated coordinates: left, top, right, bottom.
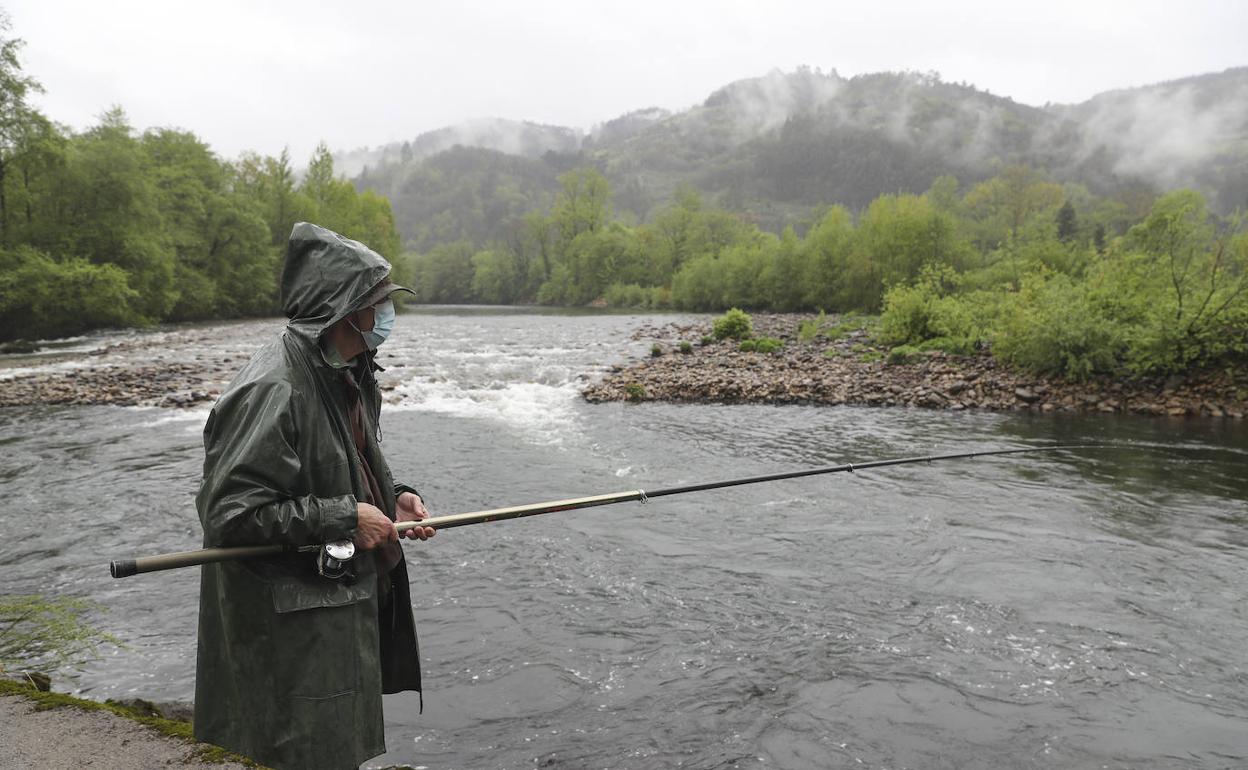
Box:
7, 0, 1245, 166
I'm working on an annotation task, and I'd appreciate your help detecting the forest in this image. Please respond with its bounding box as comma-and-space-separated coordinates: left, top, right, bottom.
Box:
0, 21, 401, 342
404, 165, 1247, 380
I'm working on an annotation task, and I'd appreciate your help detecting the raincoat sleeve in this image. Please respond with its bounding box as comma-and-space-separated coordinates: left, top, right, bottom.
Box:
198, 378, 357, 547
394, 482, 422, 502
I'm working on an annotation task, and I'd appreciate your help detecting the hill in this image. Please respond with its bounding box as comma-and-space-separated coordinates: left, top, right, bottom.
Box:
346, 66, 1248, 251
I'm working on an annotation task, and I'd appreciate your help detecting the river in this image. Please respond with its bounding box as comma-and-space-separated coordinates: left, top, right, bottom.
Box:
2, 309, 1246, 769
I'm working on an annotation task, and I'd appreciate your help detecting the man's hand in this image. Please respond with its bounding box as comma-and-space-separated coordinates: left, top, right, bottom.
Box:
396, 491, 436, 541
354, 502, 398, 550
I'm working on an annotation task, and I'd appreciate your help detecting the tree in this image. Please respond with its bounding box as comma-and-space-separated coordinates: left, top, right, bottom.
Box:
963, 165, 1064, 251
551, 167, 611, 248
1056, 200, 1078, 243
48, 108, 178, 321
801, 205, 854, 310
845, 193, 965, 310
302, 141, 335, 211
470, 248, 519, 304
0, 14, 45, 246
1116, 190, 1248, 371
413, 241, 475, 303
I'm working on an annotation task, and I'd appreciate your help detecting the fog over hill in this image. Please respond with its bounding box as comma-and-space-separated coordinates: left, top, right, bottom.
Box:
341, 66, 1248, 251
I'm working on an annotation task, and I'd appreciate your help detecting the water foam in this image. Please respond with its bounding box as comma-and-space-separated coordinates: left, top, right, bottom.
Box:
388, 377, 583, 446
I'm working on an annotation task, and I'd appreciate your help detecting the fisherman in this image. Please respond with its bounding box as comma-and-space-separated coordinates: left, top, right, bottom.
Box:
193, 222, 435, 769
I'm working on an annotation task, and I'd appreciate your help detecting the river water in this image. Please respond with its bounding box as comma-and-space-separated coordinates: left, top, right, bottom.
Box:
2, 309, 1246, 770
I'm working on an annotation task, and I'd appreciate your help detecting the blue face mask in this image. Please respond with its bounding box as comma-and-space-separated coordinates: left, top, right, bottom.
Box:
362, 298, 395, 350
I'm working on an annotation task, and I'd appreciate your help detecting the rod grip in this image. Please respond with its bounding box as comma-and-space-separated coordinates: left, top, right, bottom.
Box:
110, 559, 138, 579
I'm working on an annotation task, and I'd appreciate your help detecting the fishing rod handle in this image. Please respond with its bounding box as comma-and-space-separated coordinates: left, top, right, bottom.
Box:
110, 544, 295, 578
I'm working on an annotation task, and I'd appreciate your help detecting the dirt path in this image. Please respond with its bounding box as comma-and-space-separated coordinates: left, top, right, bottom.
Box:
0, 695, 250, 770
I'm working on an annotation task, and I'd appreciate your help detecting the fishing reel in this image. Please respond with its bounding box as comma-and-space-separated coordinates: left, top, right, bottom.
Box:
317, 539, 357, 579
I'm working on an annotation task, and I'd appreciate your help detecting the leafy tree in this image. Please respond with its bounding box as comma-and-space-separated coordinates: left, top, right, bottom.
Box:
763, 226, 805, 310
0, 247, 136, 338
551, 166, 611, 248
963, 165, 1064, 251
801, 205, 853, 310
1056, 200, 1078, 243
471, 248, 519, 304
413, 241, 475, 303
0, 13, 44, 246
844, 193, 964, 310
1116, 191, 1248, 372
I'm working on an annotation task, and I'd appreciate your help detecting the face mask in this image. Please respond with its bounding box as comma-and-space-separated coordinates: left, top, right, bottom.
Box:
361, 298, 395, 350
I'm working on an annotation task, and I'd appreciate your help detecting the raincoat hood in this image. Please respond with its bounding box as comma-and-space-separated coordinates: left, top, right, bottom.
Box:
280, 222, 409, 336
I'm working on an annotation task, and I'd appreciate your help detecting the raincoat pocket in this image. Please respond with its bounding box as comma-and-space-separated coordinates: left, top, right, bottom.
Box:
270, 573, 375, 614
269, 577, 375, 701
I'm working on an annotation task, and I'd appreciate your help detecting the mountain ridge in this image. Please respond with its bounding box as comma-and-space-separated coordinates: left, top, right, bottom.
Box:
344, 66, 1248, 251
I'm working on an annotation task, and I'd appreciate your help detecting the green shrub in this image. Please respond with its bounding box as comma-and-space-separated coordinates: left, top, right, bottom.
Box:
624, 383, 646, 401
887, 345, 922, 364
650, 343, 663, 357
993, 273, 1126, 380
739, 336, 784, 353
877, 266, 994, 355
0, 595, 123, 676
700, 335, 713, 346
797, 311, 827, 343
916, 336, 979, 356
712, 308, 753, 340
603, 283, 672, 309
679, 341, 693, 354
823, 313, 872, 341
0, 248, 140, 342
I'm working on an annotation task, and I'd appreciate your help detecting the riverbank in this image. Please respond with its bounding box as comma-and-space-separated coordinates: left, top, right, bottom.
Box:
0, 679, 433, 769
0, 321, 422, 409
2, 313, 1244, 417
0, 679, 251, 768
581, 314, 1248, 417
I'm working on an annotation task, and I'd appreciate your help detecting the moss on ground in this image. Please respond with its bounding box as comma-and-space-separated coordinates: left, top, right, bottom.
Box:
0, 678, 261, 766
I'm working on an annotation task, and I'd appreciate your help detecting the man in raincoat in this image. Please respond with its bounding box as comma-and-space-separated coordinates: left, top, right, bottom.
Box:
194, 222, 434, 769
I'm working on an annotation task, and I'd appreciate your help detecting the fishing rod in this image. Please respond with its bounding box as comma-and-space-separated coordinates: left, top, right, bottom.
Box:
109, 445, 1084, 579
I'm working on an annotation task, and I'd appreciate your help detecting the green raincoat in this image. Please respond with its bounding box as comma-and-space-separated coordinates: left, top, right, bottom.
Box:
194, 222, 421, 769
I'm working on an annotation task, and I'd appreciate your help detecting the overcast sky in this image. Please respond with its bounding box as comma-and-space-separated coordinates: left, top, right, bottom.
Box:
7, 0, 1245, 165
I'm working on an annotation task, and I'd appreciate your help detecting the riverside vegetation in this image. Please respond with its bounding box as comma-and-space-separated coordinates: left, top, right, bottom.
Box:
411, 168, 1247, 386
582, 311, 1247, 417
0, 14, 1244, 394
0, 16, 401, 343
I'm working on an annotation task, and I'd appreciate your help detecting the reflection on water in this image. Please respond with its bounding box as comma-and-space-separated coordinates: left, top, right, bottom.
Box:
1, 310, 1246, 769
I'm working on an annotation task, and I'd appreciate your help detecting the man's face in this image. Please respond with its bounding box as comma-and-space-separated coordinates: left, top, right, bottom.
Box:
353, 305, 376, 332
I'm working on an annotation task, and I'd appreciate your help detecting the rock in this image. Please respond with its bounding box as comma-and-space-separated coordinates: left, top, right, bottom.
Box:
107, 698, 194, 722
1014, 387, 1040, 403
13, 672, 52, 691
